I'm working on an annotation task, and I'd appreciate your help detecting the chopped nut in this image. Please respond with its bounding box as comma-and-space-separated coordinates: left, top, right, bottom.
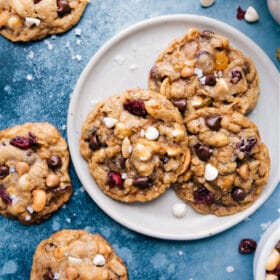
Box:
180, 65, 194, 78
31, 189, 46, 212
110, 259, 126, 276
54, 246, 66, 259
46, 174, 60, 188
237, 163, 249, 180
15, 162, 29, 176
121, 137, 132, 158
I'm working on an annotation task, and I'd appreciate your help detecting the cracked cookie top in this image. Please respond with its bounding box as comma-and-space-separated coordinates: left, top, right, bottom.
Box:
30, 229, 128, 280
0, 0, 88, 41
80, 89, 191, 203
174, 107, 270, 216
0, 122, 72, 224
149, 28, 259, 115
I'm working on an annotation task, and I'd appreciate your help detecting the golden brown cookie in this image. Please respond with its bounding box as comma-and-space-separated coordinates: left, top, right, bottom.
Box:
174, 107, 270, 216
0, 122, 72, 224
30, 229, 128, 280
0, 0, 88, 42
149, 28, 259, 115
80, 89, 191, 202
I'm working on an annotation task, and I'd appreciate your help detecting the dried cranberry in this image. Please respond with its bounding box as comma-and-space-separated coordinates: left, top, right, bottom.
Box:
237, 6, 246, 20
0, 187, 12, 205
237, 137, 257, 155
231, 70, 242, 84
193, 186, 215, 204
108, 171, 123, 188
0, 166, 9, 178
133, 177, 151, 188
239, 238, 257, 254
43, 268, 54, 280
200, 30, 214, 39
231, 187, 246, 201
194, 144, 212, 161
57, 0, 71, 16
205, 75, 217, 86
10, 132, 38, 150
161, 154, 169, 164
124, 100, 147, 117
172, 99, 187, 114
47, 155, 62, 169
10, 136, 30, 149
34, 0, 42, 3
205, 115, 222, 130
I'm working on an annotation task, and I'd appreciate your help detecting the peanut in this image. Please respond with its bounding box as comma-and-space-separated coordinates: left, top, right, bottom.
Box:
15, 162, 29, 176
65, 266, 79, 280
54, 246, 66, 259
31, 189, 46, 212
46, 174, 60, 188
7, 15, 22, 32
266, 249, 280, 271
121, 137, 132, 158
237, 163, 249, 180
180, 66, 194, 78
110, 259, 126, 276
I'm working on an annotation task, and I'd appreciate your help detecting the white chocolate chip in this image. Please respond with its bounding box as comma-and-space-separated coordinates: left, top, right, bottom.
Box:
140, 129, 145, 137
200, 0, 215, 7
26, 206, 34, 214
103, 117, 118, 128
9, 194, 19, 205
68, 256, 82, 264
25, 17, 41, 27
204, 163, 219, 181
199, 76, 206, 85
25, 215, 31, 221
93, 254, 106, 266
9, 165, 15, 173
53, 273, 60, 280
172, 128, 185, 140
194, 68, 203, 78
145, 126, 159, 141
121, 173, 127, 180
215, 78, 229, 95
245, 6, 259, 22
172, 203, 187, 218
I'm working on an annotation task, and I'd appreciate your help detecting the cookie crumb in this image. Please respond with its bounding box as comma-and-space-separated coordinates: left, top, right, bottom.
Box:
76, 39, 81, 46
237, 6, 246, 20
277, 48, 280, 61
28, 51, 34, 59
73, 55, 82, 61
226, 265, 234, 273
26, 74, 33, 81
75, 28, 82, 36
66, 218, 71, 223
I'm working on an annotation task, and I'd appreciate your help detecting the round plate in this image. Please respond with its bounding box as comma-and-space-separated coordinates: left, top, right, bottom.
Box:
67, 14, 279, 240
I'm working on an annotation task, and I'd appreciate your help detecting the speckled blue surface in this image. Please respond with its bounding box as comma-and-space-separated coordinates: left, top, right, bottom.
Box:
0, 1, 279, 279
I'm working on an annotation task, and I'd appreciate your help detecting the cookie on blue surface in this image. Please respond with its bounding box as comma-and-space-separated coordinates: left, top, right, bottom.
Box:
80, 89, 191, 202
0, 122, 72, 224
174, 107, 270, 216
30, 229, 128, 280
0, 0, 88, 42
149, 28, 259, 115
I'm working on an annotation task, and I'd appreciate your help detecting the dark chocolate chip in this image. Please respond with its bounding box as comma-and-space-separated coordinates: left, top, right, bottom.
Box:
205, 115, 222, 130
43, 268, 54, 280
194, 144, 212, 161
231, 70, 242, 84
133, 177, 151, 188
231, 187, 246, 201
0, 166, 9, 178
161, 154, 169, 164
57, 0, 71, 16
47, 155, 62, 169
205, 75, 217, 86
200, 30, 214, 39
172, 99, 187, 114
89, 135, 101, 151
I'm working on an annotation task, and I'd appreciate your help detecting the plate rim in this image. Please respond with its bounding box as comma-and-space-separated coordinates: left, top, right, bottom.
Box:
67, 14, 280, 240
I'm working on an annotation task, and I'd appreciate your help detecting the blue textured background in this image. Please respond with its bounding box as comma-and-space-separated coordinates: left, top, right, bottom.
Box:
0, 1, 279, 279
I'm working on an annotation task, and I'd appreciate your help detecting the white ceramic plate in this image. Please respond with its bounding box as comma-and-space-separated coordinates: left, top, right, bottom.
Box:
67, 15, 279, 240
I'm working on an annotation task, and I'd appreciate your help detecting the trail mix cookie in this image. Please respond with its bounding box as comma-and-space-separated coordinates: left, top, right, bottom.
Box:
0, 122, 72, 224
149, 28, 259, 115
30, 229, 128, 280
174, 107, 270, 216
0, 0, 88, 42
80, 89, 191, 202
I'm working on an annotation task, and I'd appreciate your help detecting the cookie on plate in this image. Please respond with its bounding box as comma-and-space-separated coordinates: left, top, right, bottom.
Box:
0, 122, 72, 224
80, 89, 191, 202
30, 229, 128, 280
0, 0, 88, 42
149, 28, 259, 115
174, 107, 270, 216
